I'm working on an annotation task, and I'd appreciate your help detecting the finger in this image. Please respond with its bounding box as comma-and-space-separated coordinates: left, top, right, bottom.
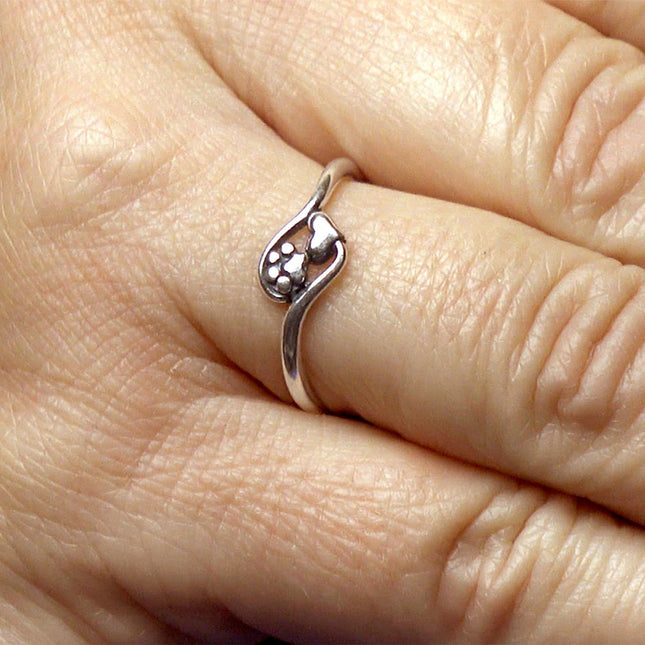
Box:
545, 0, 645, 50
176, 0, 645, 266
126, 396, 645, 643
19, 388, 645, 644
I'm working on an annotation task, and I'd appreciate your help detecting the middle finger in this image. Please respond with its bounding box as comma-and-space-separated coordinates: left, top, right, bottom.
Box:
181, 0, 645, 265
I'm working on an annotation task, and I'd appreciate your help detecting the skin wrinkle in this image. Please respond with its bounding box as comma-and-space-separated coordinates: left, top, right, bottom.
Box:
516, 260, 619, 421
540, 36, 625, 192
1, 516, 110, 645
547, 1, 645, 51
563, 67, 645, 224
464, 490, 552, 642
578, 65, 645, 194
536, 265, 645, 431
545, 55, 645, 251
515, 272, 645, 499
564, 534, 621, 629
566, 287, 645, 426
504, 253, 568, 390
435, 485, 504, 636
614, 344, 645, 429
520, 501, 581, 642
518, 499, 593, 639
436, 485, 570, 642
510, 253, 576, 389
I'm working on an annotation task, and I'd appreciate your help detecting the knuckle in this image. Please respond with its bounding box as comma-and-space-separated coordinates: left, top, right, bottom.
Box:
527, 261, 645, 432
533, 33, 645, 256
436, 486, 579, 643
45, 99, 155, 224
0, 1, 178, 232
11, 79, 164, 231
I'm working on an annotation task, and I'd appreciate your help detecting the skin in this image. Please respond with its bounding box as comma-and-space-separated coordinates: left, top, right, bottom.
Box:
1, 0, 645, 642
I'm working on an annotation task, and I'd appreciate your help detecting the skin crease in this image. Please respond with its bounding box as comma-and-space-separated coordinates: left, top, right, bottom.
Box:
545, 0, 645, 50
3, 0, 645, 643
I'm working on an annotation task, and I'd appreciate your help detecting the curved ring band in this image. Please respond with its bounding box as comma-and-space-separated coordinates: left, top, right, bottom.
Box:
258, 158, 359, 412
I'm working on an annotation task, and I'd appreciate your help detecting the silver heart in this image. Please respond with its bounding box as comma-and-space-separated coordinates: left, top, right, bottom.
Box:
306, 212, 343, 264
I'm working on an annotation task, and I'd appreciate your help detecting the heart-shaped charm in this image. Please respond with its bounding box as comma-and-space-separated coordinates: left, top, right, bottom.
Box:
306, 212, 344, 264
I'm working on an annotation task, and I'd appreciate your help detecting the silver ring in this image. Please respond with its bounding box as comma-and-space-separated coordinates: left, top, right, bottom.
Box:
258, 158, 359, 412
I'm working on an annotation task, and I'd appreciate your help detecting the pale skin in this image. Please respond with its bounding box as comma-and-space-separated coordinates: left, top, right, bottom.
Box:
3, 0, 645, 643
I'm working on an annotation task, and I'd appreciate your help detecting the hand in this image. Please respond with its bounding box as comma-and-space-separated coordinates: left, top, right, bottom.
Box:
2, 1, 645, 643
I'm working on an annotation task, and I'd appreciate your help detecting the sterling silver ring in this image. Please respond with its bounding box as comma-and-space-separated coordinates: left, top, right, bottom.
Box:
258, 158, 359, 412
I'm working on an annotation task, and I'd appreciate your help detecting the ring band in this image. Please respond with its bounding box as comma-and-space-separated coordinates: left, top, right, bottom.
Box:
258, 158, 359, 412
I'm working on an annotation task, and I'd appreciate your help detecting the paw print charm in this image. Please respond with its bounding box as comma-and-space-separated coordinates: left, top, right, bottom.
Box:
257, 158, 359, 412
263, 242, 309, 299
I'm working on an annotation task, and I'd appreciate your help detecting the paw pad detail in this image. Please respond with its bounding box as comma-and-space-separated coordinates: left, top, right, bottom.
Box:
264, 242, 308, 297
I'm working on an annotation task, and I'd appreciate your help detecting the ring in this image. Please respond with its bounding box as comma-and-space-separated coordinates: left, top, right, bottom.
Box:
258, 158, 359, 412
